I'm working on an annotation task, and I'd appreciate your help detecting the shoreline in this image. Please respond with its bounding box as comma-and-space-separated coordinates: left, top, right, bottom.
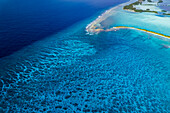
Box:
86, 0, 137, 33
86, 0, 170, 39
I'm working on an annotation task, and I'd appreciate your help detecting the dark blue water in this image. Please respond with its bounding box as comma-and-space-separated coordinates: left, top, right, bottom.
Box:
0, 0, 126, 58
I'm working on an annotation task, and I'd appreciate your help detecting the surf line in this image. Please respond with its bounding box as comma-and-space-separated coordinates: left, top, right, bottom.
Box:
110, 26, 170, 39
88, 26, 170, 39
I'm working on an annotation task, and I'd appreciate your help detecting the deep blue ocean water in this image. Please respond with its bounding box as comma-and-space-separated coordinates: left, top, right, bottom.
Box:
0, 0, 170, 112
0, 0, 126, 58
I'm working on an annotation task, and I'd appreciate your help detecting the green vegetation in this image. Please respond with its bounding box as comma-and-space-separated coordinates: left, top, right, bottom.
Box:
158, 0, 163, 3
162, 10, 167, 12
163, 13, 170, 15
134, 9, 158, 13
147, 0, 152, 2
123, 1, 140, 10
123, 0, 167, 14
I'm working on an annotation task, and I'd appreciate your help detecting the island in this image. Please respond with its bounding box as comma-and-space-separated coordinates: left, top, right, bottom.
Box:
123, 0, 170, 15
86, 0, 170, 39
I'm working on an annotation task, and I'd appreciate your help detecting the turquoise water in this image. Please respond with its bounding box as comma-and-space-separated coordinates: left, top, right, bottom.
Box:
0, 15, 170, 112
98, 5, 170, 36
